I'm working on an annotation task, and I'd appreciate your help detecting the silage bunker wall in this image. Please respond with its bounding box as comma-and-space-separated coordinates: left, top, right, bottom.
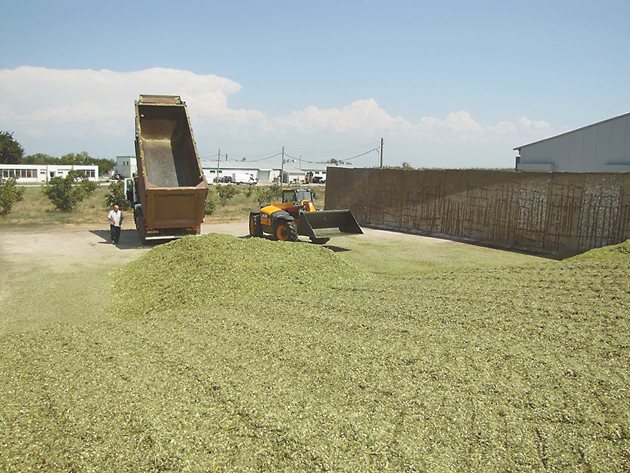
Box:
325, 168, 630, 255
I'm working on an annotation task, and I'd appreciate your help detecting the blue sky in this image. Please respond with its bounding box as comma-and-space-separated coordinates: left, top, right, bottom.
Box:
1, 0, 629, 168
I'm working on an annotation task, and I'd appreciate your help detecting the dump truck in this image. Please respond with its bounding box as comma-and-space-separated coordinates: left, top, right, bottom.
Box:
249, 188, 362, 244
129, 95, 208, 244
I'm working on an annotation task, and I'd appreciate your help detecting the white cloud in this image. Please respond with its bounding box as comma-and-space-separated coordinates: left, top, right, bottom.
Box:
441, 111, 483, 133
273, 99, 413, 134
273, 103, 513, 138
488, 120, 517, 134
0, 66, 261, 129
0, 66, 552, 167
517, 116, 550, 130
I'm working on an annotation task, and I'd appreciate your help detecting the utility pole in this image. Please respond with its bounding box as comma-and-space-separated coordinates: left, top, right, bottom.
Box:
281, 146, 286, 185
216, 148, 220, 183
380, 138, 384, 168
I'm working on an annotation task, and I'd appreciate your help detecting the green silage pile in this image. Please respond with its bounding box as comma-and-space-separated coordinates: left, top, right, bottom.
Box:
111, 233, 366, 318
1, 236, 628, 471
568, 238, 630, 261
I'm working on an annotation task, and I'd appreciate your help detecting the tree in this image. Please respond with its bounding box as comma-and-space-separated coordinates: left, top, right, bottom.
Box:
204, 188, 218, 215
92, 157, 116, 176
401, 161, 413, 169
22, 153, 56, 164
255, 184, 282, 205
0, 177, 25, 216
23, 151, 115, 176
105, 181, 130, 210
0, 131, 24, 164
42, 171, 97, 212
216, 185, 240, 205
60, 151, 115, 176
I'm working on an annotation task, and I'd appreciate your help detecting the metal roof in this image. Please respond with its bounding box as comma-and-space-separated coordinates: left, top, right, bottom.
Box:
513, 111, 630, 151
200, 161, 263, 170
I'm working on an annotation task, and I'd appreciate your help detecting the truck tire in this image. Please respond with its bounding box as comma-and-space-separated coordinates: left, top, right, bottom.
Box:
274, 220, 298, 242
135, 210, 147, 245
249, 213, 263, 237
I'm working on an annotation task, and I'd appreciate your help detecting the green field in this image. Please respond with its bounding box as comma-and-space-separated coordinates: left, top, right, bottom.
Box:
0, 222, 627, 471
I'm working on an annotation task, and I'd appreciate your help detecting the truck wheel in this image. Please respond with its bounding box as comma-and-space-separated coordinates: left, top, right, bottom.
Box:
249, 213, 263, 237
274, 220, 298, 242
135, 211, 147, 245
310, 237, 330, 245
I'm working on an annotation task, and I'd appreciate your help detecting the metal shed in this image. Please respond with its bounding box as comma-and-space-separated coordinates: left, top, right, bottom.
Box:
514, 112, 630, 172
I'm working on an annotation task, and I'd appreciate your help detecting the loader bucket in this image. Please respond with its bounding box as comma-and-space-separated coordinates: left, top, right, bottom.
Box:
297, 210, 363, 239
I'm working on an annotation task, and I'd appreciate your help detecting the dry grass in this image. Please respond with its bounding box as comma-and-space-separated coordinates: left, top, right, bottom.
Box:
0, 184, 326, 226
0, 185, 110, 226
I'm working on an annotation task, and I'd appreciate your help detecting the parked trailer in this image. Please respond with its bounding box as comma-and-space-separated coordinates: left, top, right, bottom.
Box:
131, 95, 208, 244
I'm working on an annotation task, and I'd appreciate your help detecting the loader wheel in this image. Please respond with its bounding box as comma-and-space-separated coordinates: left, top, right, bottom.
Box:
249, 213, 263, 237
274, 220, 298, 242
310, 237, 330, 245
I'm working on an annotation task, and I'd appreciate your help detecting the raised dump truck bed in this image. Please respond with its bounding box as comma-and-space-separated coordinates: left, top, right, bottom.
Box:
132, 95, 208, 243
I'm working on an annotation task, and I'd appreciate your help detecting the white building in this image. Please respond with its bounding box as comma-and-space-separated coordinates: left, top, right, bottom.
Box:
282, 166, 306, 184
202, 163, 281, 184
115, 156, 137, 178
200, 162, 351, 184
0, 164, 99, 183
515, 112, 630, 172
302, 166, 328, 182
255, 168, 278, 183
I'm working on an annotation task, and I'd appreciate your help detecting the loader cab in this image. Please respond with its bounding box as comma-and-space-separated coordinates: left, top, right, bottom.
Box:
282, 189, 315, 204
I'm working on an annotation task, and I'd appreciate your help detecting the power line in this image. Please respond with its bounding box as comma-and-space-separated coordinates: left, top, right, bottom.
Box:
291, 142, 379, 155
202, 152, 283, 163
344, 147, 379, 161
202, 143, 380, 167
247, 152, 283, 163
245, 149, 285, 159
286, 147, 379, 165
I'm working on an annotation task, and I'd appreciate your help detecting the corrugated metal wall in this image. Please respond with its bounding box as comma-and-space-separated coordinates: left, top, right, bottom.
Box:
517, 114, 630, 172
326, 168, 630, 255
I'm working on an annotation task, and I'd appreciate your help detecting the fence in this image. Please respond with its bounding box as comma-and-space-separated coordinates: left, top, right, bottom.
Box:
325, 168, 630, 255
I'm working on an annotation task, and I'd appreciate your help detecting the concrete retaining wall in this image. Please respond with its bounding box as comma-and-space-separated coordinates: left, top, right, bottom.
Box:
325, 168, 630, 255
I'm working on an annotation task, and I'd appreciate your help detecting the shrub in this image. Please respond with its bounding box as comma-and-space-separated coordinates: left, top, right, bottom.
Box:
105, 181, 130, 210
255, 184, 283, 204
205, 188, 218, 215
216, 185, 240, 205
82, 179, 98, 196
0, 177, 24, 215
43, 171, 96, 212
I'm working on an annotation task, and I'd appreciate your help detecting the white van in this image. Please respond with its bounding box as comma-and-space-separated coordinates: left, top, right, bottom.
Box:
232, 172, 257, 185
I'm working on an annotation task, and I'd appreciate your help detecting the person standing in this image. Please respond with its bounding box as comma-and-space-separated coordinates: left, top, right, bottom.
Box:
107, 204, 123, 244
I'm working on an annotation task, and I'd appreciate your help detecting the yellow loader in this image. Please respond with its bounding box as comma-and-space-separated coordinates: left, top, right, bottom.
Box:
249, 188, 363, 244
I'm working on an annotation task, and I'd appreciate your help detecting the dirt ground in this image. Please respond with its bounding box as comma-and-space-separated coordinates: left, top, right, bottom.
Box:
0, 221, 448, 268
